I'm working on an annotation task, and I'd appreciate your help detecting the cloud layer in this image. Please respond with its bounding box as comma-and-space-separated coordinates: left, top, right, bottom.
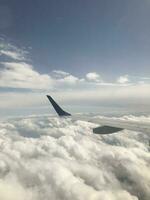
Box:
0, 39, 150, 116
0, 115, 150, 200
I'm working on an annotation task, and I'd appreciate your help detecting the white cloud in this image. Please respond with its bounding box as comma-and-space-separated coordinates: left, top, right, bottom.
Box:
0, 50, 26, 61
86, 72, 102, 82
0, 92, 47, 109
0, 41, 150, 114
0, 63, 82, 89
58, 74, 79, 84
0, 115, 149, 200
0, 84, 150, 113
0, 179, 36, 200
117, 75, 129, 84
52, 70, 80, 85
0, 41, 28, 61
52, 70, 70, 78
0, 62, 52, 89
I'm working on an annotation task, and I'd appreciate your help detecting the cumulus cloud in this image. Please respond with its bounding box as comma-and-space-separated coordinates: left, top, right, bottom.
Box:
0, 63, 84, 92
52, 70, 79, 85
0, 60, 82, 90
0, 115, 149, 200
117, 75, 129, 84
86, 72, 102, 82
59, 74, 79, 84
0, 62, 52, 89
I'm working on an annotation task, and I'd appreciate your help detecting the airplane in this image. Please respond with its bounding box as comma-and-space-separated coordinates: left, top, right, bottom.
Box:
46, 95, 150, 135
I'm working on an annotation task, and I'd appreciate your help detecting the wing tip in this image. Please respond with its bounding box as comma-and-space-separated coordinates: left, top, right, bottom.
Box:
46, 95, 71, 117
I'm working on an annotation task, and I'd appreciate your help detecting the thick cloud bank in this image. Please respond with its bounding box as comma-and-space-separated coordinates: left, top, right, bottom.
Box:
0, 115, 150, 200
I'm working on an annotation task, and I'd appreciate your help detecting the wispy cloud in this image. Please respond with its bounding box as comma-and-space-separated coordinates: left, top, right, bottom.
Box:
0, 50, 26, 61
52, 70, 70, 78
0, 39, 28, 61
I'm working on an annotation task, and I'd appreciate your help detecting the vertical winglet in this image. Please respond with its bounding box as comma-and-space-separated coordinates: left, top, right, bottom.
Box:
46, 95, 71, 117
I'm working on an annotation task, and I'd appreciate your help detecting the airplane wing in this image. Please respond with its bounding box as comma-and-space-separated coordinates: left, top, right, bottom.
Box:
46, 95, 71, 116
46, 95, 150, 135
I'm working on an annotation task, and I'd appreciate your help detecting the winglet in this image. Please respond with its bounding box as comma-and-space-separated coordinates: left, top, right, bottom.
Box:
46, 95, 71, 117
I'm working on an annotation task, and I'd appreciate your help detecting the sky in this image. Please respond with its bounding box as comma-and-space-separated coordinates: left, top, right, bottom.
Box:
0, 2, 150, 199
0, 0, 150, 117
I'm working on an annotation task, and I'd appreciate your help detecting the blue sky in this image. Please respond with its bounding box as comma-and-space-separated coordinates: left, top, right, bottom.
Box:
0, 0, 150, 117
1, 0, 150, 77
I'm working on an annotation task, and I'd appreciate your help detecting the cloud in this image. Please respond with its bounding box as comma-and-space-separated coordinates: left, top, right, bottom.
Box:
52, 70, 70, 78
0, 92, 47, 109
117, 75, 129, 84
0, 62, 83, 91
0, 40, 150, 115
0, 50, 26, 61
0, 84, 150, 116
86, 72, 102, 82
0, 62, 52, 89
0, 179, 36, 200
0, 115, 149, 200
0, 60, 82, 90
58, 75, 79, 85
0, 40, 28, 61
0, 61, 150, 118
52, 70, 80, 85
